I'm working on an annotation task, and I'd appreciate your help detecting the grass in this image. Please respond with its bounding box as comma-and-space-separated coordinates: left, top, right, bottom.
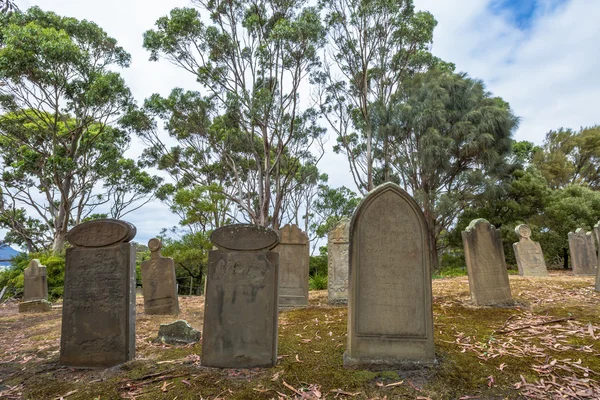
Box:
0, 272, 599, 399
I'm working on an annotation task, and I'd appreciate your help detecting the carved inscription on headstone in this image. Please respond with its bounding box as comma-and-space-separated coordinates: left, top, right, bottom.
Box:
568, 228, 597, 276
328, 219, 350, 305
462, 219, 513, 306
141, 238, 179, 315
512, 224, 548, 277
344, 183, 435, 369
274, 224, 309, 308
60, 219, 136, 368
202, 224, 279, 368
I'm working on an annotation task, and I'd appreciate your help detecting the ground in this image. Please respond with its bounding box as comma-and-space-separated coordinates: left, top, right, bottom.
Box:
0, 272, 599, 400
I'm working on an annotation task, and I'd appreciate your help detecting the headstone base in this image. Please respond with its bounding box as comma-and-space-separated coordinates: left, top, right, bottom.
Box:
328, 299, 348, 306
343, 352, 437, 371
19, 299, 52, 313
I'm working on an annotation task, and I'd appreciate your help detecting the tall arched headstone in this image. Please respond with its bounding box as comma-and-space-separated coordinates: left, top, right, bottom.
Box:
202, 224, 279, 368
141, 238, 179, 315
328, 218, 350, 305
60, 219, 136, 368
593, 222, 600, 291
512, 224, 548, 277
344, 183, 435, 369
568, 228, 597, 276
275, 224, 309, 308
462, 219, 513, 306
19, 259, 51, 313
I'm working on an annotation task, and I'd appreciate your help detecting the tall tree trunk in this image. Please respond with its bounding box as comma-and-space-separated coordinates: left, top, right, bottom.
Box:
422, 200, 439, 271
366, 122, 373, 191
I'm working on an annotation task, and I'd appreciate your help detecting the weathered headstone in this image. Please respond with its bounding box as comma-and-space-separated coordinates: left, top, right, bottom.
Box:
512, 224, 548, 277
462, 219, 513, 306
202, 224, 279, 368
19, 259, 52, 313
141, 238, 179, 315
60, 219, 136, 368
568, 228, 597, 276
156, 320, 200, 345
344, 183, 435, 370
328, 218, 350, 305
274, 224, 309, 308
595, 222, 600, 291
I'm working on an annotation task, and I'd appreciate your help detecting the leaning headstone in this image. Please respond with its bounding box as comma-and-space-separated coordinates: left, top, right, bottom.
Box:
328, 218, 350, 305
156, 320, 200, 345
274, 224, 309, 308
344, 183, 435, 370
60, 219, 136, 368
462, 219, 513, 306
141, 238, 179, 315
202, 224, 279, 368
19, 259, 51, 313
568, 228, 597, 276
595, 222, 600, 291
512, 224, 548, 277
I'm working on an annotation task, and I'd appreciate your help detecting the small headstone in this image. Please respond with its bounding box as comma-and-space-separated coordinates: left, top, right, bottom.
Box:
141, 238, 179, 315
512, 225, 548, 277
19, 299, 52, 313
327, 219, 350, 305
60, 219, 137, 368
202, 224, 279, 368
19, 259, 51, 313
462, 219, 513, 306
156, 320, 200, 345
274, 224, 309, 308
594, 222, 600, 291
344, 183, 435, 370
568, 228, 597, 276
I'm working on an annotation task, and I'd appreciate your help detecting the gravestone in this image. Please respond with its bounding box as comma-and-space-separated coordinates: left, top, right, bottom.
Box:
202, 224, 279, 368
19, 259, 51, 313
141, 238, 179, 315
512, 224, 548, 277
344, 183, 435, 370
328, 218, 350, 305
156, 320, 200, 345
60, 219, 136, 368
274, 224, 309, 308
568, 228, 597, 276
462, 219, 513, 306
595, 222, 600, 291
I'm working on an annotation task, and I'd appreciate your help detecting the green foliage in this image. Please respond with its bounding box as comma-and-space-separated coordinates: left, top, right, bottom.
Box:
0, 251, 65, 300
309, 246, 328, 277
311, 186, 360, 239
309, 273, 328, 291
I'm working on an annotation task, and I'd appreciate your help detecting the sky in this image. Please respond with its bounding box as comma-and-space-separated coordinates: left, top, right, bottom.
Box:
4, 0, 600, 249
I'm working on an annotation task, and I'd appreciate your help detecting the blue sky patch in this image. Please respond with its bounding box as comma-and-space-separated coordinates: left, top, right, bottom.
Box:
489, 0, 568, 29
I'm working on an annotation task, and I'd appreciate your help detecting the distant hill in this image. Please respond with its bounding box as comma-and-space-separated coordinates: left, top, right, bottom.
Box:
0, 244, 20, 267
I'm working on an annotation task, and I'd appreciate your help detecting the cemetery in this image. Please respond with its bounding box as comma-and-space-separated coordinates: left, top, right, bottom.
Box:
0, 0, 599, 399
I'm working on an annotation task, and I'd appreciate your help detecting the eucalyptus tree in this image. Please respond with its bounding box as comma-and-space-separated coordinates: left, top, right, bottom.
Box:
390, 69, 519, 268
318, 0, 449, 193
0, 8, 159, 253
142, 0, 327, 229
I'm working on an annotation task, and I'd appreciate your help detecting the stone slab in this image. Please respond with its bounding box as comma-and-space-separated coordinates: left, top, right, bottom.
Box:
594, 222, 600, 291
345, 183, 435, 369
274, 224, 309, 308
18, 299, 52, 313
156, 320, 200, 345
202, 250, 279, 368
568, 228, 597, 276
141, 238, 179, 315
23, 259, 48, 301
462, 219, 513, 306
328, 219, 350, 305
513, 224, 548, 277
60, 239, 136, 368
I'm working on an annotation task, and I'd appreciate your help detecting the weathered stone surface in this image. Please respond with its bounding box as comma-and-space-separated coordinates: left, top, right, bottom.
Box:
568, 228, 597, 276
462, 219, 513, 306
18, 299, 52, 313
60, 219, 136, 368
202, 224, 279, 368
67, 219, 136, 248
344, 183, 435, 370
22, 259, 48, 302
211, 224, 279, 251
595, 223, 600, 292
274, 224, 309, 308
513, 225, 548, 277
156, 320, 200, 345
141, 238, 179, 315
328, 219, 350, 305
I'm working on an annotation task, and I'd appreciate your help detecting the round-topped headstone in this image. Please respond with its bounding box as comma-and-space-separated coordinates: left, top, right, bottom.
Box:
515, 224, 531, 239
67, 219, 136, 248
210, 224, 279, 251
148, 238, 162, 252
